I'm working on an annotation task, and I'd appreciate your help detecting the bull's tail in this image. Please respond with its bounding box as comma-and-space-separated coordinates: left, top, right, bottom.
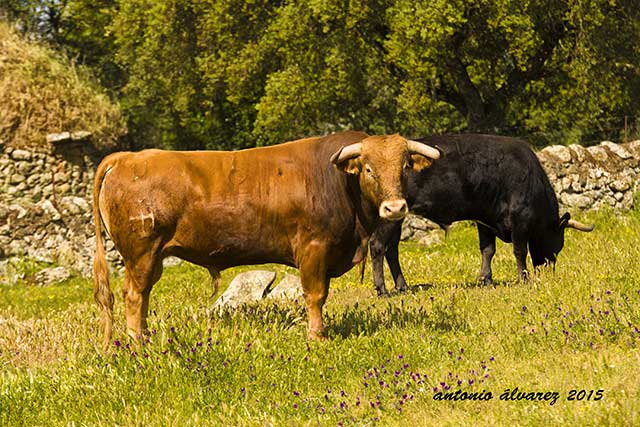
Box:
93, 158, 115, 352
359, 247, 368, 285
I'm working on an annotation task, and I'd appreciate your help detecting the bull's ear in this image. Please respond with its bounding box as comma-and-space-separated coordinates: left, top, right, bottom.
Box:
334, 157, 362, 175
331, 144, 362, 175
410, 154, 432, 172
558, 212, 571, 229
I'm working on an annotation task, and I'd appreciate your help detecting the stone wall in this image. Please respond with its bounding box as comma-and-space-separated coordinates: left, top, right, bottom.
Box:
539, 141, 640, 210
1, 139, 639, 282
0, 140, 120, 280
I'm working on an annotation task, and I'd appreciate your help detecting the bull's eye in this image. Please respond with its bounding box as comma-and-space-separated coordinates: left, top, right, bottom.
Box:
365, 165, 373, 175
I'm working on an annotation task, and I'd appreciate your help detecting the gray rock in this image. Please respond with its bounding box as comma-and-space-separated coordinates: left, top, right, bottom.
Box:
10, 173, 26, 184
418, 231, 443, 246
400, 224, 414, 241
404, 214, 438, 231
7, 204, 27, 219
46, 132, 72, 144
31, 248, 55, 264
10, 149, 32, 161
561, 193, 592, 209
16, 161, 33, 174
61, 196, 90, 214
267, 273, 303, 301
213, 270, 277, 309
601, 141, 632, 159
162, 256, 183, 267
542, 145, 572, 163
568, 144, 589, 162
26, 174, 40, 186
57, 183, 71, 194
609, 178, 631, 192
34, 266, 72, 285
40, 199, 61, 221
587, 146, 609, 163
71, 131, 92, 140
54, 172, 69, 182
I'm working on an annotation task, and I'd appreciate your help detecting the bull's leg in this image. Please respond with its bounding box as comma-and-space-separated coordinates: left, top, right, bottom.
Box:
385, 222, 408, 292
299, 243, 329, 340
370, 229, 390, 297
123, 252, 163, 342
511, 229, 529, 281
477, 224, 496, 284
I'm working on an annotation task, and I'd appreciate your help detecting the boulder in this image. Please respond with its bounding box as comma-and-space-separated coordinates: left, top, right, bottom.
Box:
267, 273, 303, 301
213, 270, 276, 309
34, 266, 72, 285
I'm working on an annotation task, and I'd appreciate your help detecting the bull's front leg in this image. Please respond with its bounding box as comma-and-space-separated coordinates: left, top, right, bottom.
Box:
370, 232, 390, 297
384, 221, 408, 293
299, 242, 330, 340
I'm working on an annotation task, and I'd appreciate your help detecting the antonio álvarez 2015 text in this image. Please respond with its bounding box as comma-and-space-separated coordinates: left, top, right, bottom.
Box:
433, 388, 604, 405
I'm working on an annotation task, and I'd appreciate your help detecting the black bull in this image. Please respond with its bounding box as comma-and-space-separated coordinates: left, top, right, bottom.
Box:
369, 134, 595, 296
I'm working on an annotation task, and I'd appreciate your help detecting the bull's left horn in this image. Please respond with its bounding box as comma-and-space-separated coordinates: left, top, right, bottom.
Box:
407, 140, 441, 160
330, 143, 362, 164
567, 219, 595, 232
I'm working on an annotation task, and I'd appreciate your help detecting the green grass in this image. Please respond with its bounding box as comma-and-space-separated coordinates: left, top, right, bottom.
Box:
1, 208, 639, 426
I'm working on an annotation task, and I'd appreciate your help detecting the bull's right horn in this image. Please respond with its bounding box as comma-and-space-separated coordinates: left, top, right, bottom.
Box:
567, 219, 595, 232
330, 143, 362, 164
407, 140, 441, 160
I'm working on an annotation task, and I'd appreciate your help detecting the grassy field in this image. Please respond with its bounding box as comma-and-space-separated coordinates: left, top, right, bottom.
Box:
1, 207, 639, 426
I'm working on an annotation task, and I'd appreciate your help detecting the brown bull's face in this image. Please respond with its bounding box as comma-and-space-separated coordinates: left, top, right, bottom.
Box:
331, 134, 440, 221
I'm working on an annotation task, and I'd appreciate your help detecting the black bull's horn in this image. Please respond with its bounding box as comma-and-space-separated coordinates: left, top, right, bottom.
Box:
567, 219, 595, 232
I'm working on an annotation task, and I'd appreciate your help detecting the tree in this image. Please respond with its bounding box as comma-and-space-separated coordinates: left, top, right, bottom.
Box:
386, 0, 640, 144
3, 0, 639, 149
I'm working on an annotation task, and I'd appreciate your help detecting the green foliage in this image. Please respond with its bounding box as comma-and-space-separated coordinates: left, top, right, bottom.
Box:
2, 0, 640, 149
1, 209, 639, 425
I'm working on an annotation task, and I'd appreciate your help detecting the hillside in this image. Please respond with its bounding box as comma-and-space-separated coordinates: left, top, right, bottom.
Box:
0, 20, 125, 150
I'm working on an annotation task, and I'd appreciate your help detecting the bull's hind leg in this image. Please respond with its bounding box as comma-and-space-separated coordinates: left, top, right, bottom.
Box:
477, 224, 496, 284
122, 250, 163, 342
299, 242, 329, 340
511, 229, 529, 281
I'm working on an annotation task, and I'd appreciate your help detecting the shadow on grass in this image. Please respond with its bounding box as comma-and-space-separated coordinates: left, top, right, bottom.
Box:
328, 295, 468, 339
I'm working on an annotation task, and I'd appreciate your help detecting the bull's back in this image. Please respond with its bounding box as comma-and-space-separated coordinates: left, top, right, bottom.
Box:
411, 135, 548, 225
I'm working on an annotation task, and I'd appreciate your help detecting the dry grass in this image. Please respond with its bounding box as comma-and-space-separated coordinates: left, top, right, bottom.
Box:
0, 20, 126, 150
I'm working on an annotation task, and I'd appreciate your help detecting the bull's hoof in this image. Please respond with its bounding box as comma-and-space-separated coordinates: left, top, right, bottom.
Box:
308, 329, 327, 341
519, 270, 530, 282
396, 283, 408, 293
376, 288, 390, 298
478, 276, 493, 286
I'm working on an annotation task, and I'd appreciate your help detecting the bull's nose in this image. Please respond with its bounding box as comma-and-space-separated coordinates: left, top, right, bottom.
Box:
379, 199, 408, 220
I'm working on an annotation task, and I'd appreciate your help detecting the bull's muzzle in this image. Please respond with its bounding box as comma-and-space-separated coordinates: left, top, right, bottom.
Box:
379, 199, 408, 220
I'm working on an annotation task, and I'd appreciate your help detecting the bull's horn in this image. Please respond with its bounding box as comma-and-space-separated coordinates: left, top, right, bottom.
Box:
407, 140, 441, 160
330, 143, 362, 164
567, 219, 595, 232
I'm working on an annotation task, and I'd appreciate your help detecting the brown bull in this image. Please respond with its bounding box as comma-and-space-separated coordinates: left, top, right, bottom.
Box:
93, 131, 440, 350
